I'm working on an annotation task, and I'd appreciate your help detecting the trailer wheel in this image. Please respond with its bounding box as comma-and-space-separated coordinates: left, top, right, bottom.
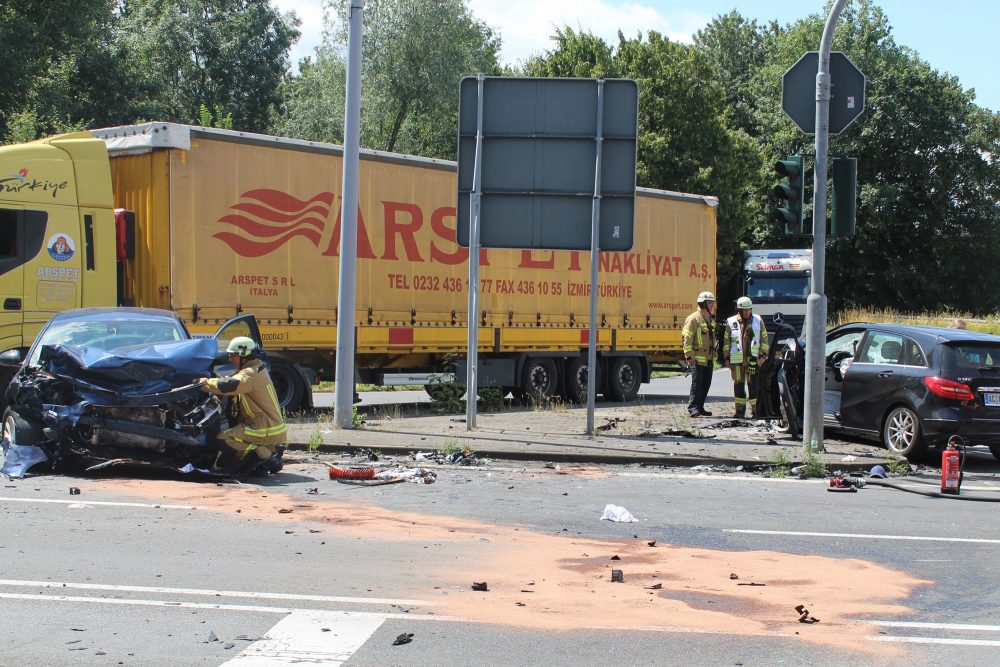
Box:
608, 357, 641, 402
269, 360, 305, 413
564, 357, 600, 404
521, 358, 557, 403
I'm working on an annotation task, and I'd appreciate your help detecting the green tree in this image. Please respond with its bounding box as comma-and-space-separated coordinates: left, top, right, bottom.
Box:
280, 0, 500, 158
694, 11, 779, 137
526, 28, 764, 303
0, 0, 127, 142
117, 0, 300, 133
750, 1, 1000, 314
273, 46, 347, 143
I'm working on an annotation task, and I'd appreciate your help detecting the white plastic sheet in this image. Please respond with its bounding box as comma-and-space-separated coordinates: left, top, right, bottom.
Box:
600, 504, 638, 523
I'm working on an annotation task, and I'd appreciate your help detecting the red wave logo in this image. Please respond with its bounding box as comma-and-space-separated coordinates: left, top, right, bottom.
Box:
213, 189, 335, 257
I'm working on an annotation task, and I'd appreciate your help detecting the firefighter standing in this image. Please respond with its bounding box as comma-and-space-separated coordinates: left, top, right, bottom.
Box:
682, 291, 717, 417
723, 297, 769, 418
199, 336, 286, 470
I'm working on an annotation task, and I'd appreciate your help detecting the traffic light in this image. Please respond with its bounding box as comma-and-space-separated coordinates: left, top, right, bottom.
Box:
831, 156, 857, 237
774, 156, 804, 235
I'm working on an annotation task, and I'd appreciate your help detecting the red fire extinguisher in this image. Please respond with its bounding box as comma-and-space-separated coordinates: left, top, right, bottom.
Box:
941, 436, 964, 495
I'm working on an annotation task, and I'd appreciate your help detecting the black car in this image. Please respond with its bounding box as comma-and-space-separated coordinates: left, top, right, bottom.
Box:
758, 322, 1000, 460
0, 307, 273, 478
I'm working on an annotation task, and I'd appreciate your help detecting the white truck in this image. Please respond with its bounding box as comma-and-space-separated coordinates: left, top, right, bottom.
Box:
742, 249, 812, 337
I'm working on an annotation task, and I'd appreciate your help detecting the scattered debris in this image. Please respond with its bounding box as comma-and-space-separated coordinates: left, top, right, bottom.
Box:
207, 631, 219, 643
305, 488, 319, 495
840, 455, 857, 462
69, 487, 80, 495
610, 555, 621, 561
646, 583, 662, 590
611, 569, 624, 583
278, 508, 293, 514
600, 504, 638, 523
445, 450, 478, 466
647, 540, 656, 547
392, 633, 414, 646
738, 582, 766, 587
516, 602, 526, 607
795, 604, 820, 623
638, 427, 713, 439
596, 417, 626, 432
701, 419, 751, 429
729, 573, 739, 580
471, 582, 489, 592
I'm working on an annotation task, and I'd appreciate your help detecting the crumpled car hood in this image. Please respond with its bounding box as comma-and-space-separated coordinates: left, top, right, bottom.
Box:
39, 338, 218, 403
2, 338, 226, 478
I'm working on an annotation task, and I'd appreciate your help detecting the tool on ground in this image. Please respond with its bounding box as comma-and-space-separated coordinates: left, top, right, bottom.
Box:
827, 477, 859, 492
323, 462, 375, 480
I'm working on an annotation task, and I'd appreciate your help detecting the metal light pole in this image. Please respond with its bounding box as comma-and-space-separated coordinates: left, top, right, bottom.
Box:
802, 0, 847, 452
334, 0, 364, 428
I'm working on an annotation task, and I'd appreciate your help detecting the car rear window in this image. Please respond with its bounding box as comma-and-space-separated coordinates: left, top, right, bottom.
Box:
940, 343, 1000, 373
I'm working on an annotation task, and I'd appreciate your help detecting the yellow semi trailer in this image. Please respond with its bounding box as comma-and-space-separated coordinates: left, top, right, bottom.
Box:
0, 123, 717, 410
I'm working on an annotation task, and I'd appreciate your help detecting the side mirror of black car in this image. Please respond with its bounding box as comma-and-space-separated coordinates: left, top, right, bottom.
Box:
0, 349, 23, 367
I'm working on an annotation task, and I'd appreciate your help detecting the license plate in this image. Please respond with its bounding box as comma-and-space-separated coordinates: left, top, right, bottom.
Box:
984, 393, 1000, 407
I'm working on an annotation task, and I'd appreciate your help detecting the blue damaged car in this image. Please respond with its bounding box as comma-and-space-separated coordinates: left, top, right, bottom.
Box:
0, 307, 275, 478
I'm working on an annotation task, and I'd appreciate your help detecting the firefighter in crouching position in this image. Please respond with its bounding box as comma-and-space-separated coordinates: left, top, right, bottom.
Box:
198, 336, 286, 468
723, 297, 769, 419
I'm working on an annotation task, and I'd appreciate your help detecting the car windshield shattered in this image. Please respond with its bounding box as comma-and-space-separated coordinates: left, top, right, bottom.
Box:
0, 309, 276, 479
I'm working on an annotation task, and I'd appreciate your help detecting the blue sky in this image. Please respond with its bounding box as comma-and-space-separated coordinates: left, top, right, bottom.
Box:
274, 1, 998, 112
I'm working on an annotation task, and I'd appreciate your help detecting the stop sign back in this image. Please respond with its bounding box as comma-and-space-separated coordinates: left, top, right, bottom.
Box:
782, 51, 866, 134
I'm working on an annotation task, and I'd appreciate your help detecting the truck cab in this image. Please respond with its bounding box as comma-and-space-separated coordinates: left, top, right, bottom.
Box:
0, 133, 125, 394
742, 249, 812, 338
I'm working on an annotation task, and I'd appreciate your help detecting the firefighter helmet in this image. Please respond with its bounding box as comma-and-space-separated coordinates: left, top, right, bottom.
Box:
737, 296, 753, 309
226, 336, 257, 357
697, 291, 716, 304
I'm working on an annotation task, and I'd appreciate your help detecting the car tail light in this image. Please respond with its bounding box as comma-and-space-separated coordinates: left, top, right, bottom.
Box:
924, 376, 976, 401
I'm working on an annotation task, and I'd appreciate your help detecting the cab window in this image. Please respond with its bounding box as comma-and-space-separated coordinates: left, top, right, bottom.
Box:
0, 208, 48, 276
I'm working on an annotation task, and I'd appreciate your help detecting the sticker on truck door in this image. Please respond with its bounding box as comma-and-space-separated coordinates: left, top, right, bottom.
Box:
47, 234, 75, 261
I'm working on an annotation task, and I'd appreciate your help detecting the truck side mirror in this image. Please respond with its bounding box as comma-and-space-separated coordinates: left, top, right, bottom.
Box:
114, 209, 136, 260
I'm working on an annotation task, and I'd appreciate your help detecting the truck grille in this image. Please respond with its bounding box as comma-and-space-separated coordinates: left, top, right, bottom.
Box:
765, 314, 805, 338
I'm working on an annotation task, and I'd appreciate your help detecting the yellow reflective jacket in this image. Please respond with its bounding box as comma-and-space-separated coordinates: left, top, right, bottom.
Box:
724, 313, 769, 366
682, 309, 716, 367
204, 359, 287, 446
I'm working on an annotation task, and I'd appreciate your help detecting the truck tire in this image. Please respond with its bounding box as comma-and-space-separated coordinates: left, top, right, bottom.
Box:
521, 358, 558, 403
608, 357, 641, 402
269, 359, 306, 413
564, 356, 600, 404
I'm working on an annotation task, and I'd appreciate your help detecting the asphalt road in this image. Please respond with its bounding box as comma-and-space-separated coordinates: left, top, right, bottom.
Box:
323, 370, 735, 409
3, 458, 1000, 665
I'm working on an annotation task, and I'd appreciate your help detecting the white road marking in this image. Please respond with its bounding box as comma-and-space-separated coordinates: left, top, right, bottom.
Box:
221, 611, 384, 666
866, 620, 1000, 632
0, 579, 431, 607
870, 636, 1000, 647
726, 529, 1000, 545
0, 592, 447, 621
0, 496, 199, 510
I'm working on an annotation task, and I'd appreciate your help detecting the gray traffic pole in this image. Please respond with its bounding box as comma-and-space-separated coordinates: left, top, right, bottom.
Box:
802, 0, 846, 452
586, 79, 605, 436
334, 0, 364, 428
465, 73, 485, 430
